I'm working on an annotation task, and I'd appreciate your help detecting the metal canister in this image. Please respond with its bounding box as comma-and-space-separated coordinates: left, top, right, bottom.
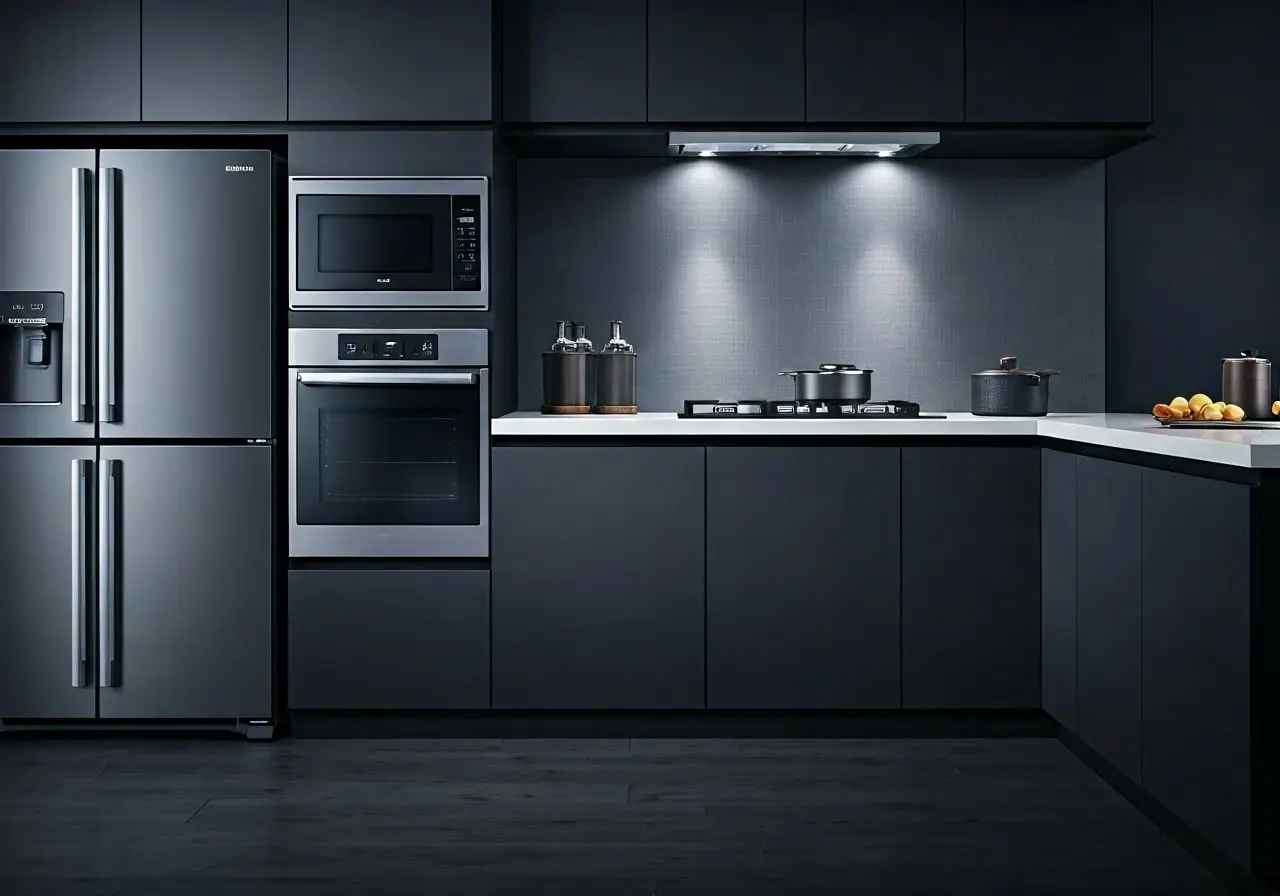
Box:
1221, 349, 1272, 419
594, 321, 637, 414
541, 321, 591, 414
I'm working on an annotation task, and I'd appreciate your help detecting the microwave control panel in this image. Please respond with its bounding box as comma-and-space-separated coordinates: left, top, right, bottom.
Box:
339, 333, 438, 361
451, 195, 481, 292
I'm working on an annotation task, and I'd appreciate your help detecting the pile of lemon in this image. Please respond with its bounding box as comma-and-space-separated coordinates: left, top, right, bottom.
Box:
1152, 394, 1243, 421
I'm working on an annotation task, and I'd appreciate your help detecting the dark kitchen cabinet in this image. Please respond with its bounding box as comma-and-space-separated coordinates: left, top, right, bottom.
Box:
503, 0, 646, 123
1075, 456, 1142, 783
706, 447, 901, 710
288, 0, 492, 122
288, 569, 491, 710
142, 0, 287, 122
491, 446, 705, 709
0, 446, 99, 720
805, 0, 963, 123
0, 0, 140, 123
1141, 468, 1252, 869
964, 0, 1152, 123
1040, 449, 1076, 729
901, 447, 1041, 709
97, 446, 273, 720
647, 0, 804, 123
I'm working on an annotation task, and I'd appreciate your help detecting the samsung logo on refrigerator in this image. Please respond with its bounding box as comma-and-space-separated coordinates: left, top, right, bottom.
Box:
376, 278, 391, 283
225, 165, 255, 172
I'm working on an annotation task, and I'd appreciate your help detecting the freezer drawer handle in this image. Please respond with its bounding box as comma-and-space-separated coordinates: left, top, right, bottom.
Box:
71, 459, 92, 687
98, 459, 121, 688
97, 168, 121, 424
70, 168, 92, 423
296, 372, 479, 387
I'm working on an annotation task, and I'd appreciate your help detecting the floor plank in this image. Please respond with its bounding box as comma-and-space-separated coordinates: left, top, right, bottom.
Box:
0, 736, 1232, 894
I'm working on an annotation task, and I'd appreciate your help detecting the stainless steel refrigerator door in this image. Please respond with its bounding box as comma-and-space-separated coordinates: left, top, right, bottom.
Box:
0, 445, 98, 719
0, 150, 95, 439
97, 150, 274, 439
96, 445, 273, 720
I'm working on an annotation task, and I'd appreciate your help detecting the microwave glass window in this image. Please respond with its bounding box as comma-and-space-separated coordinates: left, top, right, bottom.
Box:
317, 214, 434, 274
319, 408, 460, 505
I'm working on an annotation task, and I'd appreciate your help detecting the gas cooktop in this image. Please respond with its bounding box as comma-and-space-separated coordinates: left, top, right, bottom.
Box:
679, 399, 947, 419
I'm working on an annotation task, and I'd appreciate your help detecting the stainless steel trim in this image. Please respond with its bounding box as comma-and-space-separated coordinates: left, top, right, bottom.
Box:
98, 459, 118, 688
297, 371, 477, 387
288, 328, 489, 367
71, 459, 90, 688
97, 168, 119, 424
287, 176, 489, 311
70, 168, 91, 423
288, 366, 490, 559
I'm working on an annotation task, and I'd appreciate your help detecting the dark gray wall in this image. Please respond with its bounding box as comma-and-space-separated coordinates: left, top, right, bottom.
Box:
1106, 0, 1280, 412
517, 158, 1104, 412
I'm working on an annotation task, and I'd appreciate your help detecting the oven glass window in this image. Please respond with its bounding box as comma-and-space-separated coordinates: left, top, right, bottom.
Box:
318, 214, 434, 274
296, 382, 481, 527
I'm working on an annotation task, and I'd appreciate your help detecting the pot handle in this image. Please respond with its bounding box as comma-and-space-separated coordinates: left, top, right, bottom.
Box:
1033, 369, 1061, 380
778, 371, 797, 377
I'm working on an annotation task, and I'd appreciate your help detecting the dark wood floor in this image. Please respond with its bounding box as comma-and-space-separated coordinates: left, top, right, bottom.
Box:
0, 736, 1231, 894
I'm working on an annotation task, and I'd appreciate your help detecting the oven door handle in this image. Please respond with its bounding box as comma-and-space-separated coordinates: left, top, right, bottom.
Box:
296, 372, 479, 387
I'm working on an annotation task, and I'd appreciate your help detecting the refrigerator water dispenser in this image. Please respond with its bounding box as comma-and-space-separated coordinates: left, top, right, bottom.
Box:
0, 291, 63, 405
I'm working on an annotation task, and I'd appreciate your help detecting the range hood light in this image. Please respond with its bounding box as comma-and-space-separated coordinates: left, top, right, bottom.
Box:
669, 131, 939, 158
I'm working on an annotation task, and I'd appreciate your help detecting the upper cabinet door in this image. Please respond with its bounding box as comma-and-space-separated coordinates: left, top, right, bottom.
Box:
965, 0, 1152, 123
0, 0, 140, 123
142, 0, 287, 122
288, 0, 492, 122
503, 0, 646, 123
806, 0, 963, 123
647, 0, 804, 123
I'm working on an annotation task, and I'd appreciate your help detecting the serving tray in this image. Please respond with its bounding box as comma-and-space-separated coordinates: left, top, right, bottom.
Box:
1156, 418, 1280, 429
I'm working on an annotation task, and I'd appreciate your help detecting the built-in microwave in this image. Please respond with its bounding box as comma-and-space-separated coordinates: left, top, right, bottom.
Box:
288, 176, 488, 311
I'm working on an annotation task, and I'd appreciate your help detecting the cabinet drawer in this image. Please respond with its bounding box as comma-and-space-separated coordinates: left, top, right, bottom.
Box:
288, 569, 490, 710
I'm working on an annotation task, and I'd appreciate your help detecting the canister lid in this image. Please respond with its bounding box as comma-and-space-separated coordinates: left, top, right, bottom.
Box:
1222, 349, 1270, 363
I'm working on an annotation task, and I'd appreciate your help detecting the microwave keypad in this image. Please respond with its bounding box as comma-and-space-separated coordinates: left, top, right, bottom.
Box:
451, 195, 481, 291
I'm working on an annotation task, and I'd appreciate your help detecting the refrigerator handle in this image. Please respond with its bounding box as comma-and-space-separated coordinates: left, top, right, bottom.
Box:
71, 458, 92, 688
70, 168, 92, 423
97, 168, 120, 424
98, 458, 120, 688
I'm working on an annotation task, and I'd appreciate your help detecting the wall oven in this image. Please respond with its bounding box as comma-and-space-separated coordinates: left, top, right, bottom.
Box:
289, 177, 488, 311
288, 328, 489, 558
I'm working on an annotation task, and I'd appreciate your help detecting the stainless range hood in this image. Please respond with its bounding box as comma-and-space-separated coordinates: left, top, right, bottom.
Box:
669, 131, 940, 158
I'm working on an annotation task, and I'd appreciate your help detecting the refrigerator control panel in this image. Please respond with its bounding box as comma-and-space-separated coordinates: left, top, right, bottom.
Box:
3, 291, 64, 326
339, 333, 438, 362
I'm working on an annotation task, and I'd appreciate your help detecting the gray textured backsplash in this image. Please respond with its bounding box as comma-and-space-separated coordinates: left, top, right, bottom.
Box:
517, 158, 1104, 412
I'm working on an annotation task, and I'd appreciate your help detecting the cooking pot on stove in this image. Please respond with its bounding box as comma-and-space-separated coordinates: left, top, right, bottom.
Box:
779, 364, 873, 401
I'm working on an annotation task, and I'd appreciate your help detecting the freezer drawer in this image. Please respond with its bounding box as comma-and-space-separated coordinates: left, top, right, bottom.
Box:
288, 568, 490, 710
0, 446, 98, 719
97, 445, 274, 719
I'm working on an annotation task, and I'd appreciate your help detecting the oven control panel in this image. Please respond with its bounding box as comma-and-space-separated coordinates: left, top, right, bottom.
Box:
338, 333, 438, 361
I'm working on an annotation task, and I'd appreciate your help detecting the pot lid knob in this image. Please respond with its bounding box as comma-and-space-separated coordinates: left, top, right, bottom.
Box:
998, 356, 1018, 370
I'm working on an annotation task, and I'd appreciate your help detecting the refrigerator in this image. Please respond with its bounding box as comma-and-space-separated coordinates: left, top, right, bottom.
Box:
0, 149, 276, 736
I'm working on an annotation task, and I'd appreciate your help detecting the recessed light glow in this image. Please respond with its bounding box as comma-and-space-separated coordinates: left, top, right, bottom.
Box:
698, 150, 716, 157
877, 151, 893, 158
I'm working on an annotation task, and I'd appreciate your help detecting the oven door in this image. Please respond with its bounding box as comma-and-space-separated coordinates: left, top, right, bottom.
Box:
289, 368, 489, 558
289, 178, 487, 311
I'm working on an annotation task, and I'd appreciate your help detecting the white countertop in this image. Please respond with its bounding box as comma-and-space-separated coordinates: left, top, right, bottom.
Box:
492, 412, 1280, 469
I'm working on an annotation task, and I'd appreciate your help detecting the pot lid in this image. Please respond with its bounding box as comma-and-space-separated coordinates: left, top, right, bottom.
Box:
974, 356, 1059, 377
1222, 349, 1270, 363
780, 364, 874, 375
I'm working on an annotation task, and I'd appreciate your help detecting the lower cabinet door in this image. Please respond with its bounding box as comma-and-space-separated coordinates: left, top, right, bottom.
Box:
1141, 468, 1252, 869
288, 569, 491, 710
901, 447, 1041, 708
1075, 456, 1142, 783
97, 446, 274, 720
491, 446, 705, 710
706, 446, 901, 709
